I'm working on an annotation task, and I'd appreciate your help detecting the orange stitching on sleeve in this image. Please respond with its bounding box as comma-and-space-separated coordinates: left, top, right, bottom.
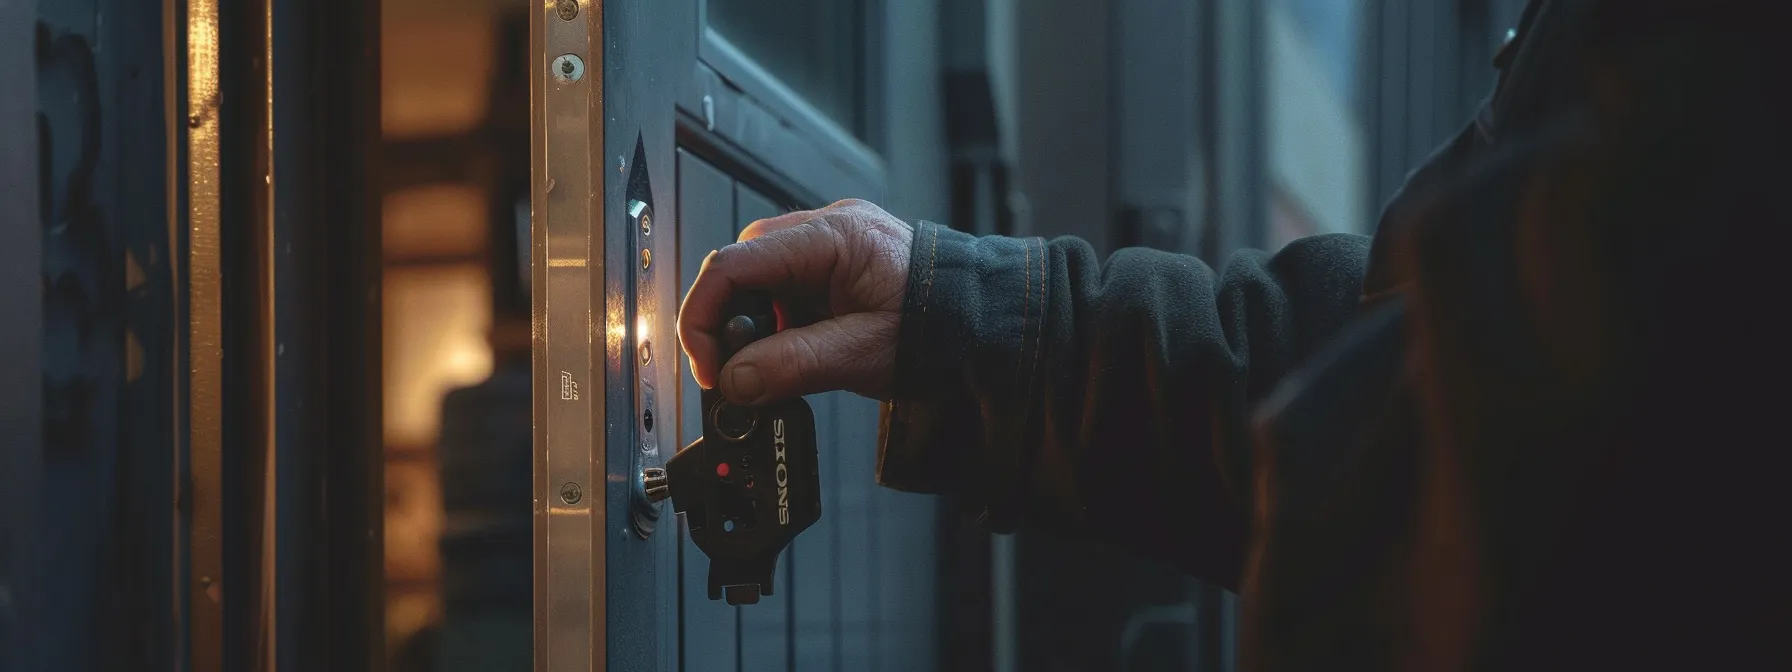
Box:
916, 222, 940, 344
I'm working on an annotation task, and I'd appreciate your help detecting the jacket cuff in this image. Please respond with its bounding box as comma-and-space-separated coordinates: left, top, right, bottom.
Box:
875, 221, 1050, 532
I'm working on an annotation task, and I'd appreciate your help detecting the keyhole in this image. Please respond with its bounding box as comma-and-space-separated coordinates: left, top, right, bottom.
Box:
561, 60, 574, 75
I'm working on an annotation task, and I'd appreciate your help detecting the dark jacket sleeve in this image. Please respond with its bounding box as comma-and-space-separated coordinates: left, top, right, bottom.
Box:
875, 222, 1370, 584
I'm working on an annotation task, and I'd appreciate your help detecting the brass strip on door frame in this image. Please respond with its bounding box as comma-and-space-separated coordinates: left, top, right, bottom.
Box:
178, 0, 225, 669
533, 0, 607, 670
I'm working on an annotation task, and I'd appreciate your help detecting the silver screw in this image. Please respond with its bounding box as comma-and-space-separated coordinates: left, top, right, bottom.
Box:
557, 0, 578, 21
639, 212, 652, 236
552, 54, 585, 83
638, 340, 652, 366
560, 482, 582, 505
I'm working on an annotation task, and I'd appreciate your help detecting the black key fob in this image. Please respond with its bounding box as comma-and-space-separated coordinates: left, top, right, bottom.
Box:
651, 293, 822, 606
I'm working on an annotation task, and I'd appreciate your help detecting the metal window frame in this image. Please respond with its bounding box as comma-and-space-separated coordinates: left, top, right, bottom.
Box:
686, 0, 888, 204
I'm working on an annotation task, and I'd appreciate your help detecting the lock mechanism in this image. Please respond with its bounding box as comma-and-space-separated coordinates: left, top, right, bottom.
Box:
643, 292, 823, 605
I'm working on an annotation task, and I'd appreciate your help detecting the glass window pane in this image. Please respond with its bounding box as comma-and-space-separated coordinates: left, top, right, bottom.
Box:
708, 0, 864, 136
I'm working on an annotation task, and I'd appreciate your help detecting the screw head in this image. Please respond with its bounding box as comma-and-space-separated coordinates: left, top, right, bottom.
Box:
559, 482, 582, 505
557, 0, 578, 21
638, 340, 652, 366
639, 212, 652, 236
552, 54, 585, 83
640, 248, 652, 269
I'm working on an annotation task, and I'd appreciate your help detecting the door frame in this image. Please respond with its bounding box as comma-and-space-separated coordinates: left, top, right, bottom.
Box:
530, 0, 690, 668
0, 0, 42, 668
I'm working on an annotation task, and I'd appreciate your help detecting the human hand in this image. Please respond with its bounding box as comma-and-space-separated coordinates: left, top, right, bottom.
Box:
678, 199, 913, 405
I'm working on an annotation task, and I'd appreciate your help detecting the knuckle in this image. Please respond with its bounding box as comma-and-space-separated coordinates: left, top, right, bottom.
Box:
811, 217, 851, 249
785, 332, 827, 390
754, 231, 804, 267
710, 241, 747, 268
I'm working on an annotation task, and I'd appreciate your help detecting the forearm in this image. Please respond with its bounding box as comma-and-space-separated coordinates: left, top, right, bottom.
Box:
876, 222, 1370, 583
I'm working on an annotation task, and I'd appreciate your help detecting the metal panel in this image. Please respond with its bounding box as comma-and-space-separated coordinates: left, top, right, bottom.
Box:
1205, 0, 1268, 256
0, 0, 39, 669
25, 1, 182, 668
1010, 0, 1111, 250
532, 0, 605, 668
677, 149, 740, 672
266, 0, 385, 666
1363, 0, 1515, 226
1405, 0, 1440, 171
832, 394, 882, 671
1366, 0, 1411, 219
182, 0, 228, 668
733, 184, 794, 672
315, 0, 387, 667
601, 0, 691, 669
1111, 0, 1205, 255
790, 392, 840, 672
871, 493, 938, 670
215, 1, 279, 666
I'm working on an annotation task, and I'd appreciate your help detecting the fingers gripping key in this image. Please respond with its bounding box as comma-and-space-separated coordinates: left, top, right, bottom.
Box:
646, 291, 822, 606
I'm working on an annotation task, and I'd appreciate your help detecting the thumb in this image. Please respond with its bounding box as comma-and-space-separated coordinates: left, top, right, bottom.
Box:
718, 311, 898, 405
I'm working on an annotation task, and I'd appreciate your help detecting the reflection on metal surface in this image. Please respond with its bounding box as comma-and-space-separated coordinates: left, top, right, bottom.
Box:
183, 0, 225, 669
533, 0, 604, 670
627, 177, 666, 537
256, 0, 278, 663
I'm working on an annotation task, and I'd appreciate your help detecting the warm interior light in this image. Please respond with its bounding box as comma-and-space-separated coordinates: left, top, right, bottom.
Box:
382, 264, 493, 448
636, 314, 651, 344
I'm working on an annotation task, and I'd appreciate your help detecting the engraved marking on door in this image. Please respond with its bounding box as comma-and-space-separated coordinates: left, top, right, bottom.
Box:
559, 371, 579, 401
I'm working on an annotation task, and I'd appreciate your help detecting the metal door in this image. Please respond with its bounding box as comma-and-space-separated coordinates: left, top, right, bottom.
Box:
532, 0, 945, 669
529, 1, 683, 669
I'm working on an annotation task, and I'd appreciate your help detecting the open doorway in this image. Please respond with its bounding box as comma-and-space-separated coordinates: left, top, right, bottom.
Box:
378, 0, 531, 669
